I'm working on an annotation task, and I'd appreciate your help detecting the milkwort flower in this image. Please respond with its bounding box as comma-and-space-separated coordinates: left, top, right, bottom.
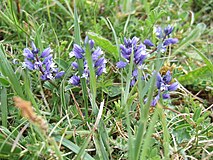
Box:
143, 25, 178, 53
23, 42, 64, 80
149, 70, 179, 106
69, 38, 107, 86
116, 37, 148, 86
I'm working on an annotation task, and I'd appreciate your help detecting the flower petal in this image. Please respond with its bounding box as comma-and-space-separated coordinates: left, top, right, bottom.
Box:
116, 61, 127, 68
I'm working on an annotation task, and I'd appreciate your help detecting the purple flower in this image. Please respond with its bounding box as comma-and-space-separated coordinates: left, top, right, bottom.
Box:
69, 75, 80, 86
119, 37, 147, 66
41, 47, 52, 58
95, 57, 106, 67
41, 74, 47, 80
31, 42, 39, 54
96, 66, 106, 76
146, 71, 179, 106
163, 38, 178, 46
42, 54, 52, 64
92, 47, 103, 61
164, 25, 174, 36
116, 61, 128, 68
24, 59, 34, 70
168, 82, 179, 91
163, 71, 172, 83
23, 48, 34, 60
130, 79, 136, 86
71, 62, 78, 69
156, 72, 162, 89
155, 26, 164, 39
117, 37, 148, 87
71, 44, 84, 59
23, 42, 64, 80
144, 39, 154, 47
132, 69, 138, 77
55, 71, 65, 79
84, 36, 95, 49
69, 38, 107, 86
151, 95, 160, 106
162, 93, 170, 99
34, 61, 43, 70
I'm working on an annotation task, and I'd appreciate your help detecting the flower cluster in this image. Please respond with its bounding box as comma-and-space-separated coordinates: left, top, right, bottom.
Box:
69, 38, 107, 86
116, 25, 179, 105
144, 25, 178, 52
23, 42, 64, 80
150, 71, 179, 106
116, 37, 147, 86
116, 37, 147, 69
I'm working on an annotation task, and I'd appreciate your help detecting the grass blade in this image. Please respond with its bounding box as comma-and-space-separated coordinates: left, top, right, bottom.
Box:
174, 23, 206, 54
140, 107, 159, 160
0, 87, 7, 127
190, 44, 213, 73
74, 3, 89, 116
0, 44, 24, 98
157, 103, 170, 160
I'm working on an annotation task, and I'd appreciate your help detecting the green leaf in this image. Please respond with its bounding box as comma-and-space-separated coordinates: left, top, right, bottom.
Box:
103, 86, 121, 97
178, 66, 212, 85
193, 108, 202, 121
54, 136, 94, 160
87, 32, 119, 59
1, 87, 8, 127
140, 108, 159, 160
55, 58, 69, 70
174, 23, 206, 54
0, 44, 24, 98
0, 77, 10, 87
190, 45, 213, 73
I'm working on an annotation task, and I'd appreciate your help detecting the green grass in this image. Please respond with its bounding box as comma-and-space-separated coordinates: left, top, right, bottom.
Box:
0, 0, 212, 159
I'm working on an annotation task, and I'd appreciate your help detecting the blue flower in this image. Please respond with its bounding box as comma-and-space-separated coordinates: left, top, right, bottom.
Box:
116, 61, 128, 68
41, 47, 52, 58
118, 37, 147, 66
69, 38, 107, 86
69, 44, 84, 59
69, 75, 80, 86
31, 42, 39, 54
155, 26, 164, 39
168, 82, 179, 91
146, 70, 179, 107
23, 42, 64, 80
155, 70, 179, 102
154, 25, 178, 53
23, 48, 34, 60
163, 38, 178, 46
151, 94, 160, 106
117, 37, 148, 87
71, 62, 78, 70
164, 25, 174, 36
24, 59, 34, 70
144, 39, 154, 47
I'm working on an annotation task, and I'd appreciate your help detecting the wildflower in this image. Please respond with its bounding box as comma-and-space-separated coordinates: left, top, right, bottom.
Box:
119, 37, 147, 65
163, 38, 178, 46
155, 26, 164, 39
23, 42, 64, 80
116, 61, 127, 68
70, 44, 84, 59
68, 38, 107, 86
164, 25, 174, 36
154, 25, 178, 53
69, 75, 80, 86
117, 37, 148, 87
144, 39, 154, 47
151, 70, 178, 106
